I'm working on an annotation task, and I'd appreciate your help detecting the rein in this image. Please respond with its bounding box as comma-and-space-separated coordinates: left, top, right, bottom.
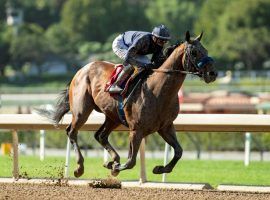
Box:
152, 68, 201, 76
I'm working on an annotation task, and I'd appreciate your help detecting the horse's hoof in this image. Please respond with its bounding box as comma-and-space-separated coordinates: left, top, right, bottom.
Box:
153, 166, 172, 174
152, 166, 165, 174
74, 167, 84, 178
103, 161, 114, 169
110, 162, 121, 176
111, 169, 120, 177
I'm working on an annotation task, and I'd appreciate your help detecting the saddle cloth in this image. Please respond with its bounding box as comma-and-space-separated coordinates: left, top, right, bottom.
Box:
104, 64, 140, 98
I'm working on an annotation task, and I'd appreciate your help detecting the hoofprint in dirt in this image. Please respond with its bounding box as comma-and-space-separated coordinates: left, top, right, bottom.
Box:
0, 183, 270, 200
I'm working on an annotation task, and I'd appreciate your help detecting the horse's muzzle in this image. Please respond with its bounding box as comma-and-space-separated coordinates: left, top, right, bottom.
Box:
208, 71, 218, 82
203, 70, 218, 83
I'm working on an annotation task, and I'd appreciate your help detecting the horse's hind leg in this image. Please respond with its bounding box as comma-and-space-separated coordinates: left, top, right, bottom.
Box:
67, 91, 94, 178
94, 117, 120, 170
153, 124, 183, 174
66, 124, 84, 177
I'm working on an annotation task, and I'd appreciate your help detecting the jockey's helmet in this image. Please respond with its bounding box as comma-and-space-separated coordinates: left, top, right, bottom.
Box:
152, 25, 171, 41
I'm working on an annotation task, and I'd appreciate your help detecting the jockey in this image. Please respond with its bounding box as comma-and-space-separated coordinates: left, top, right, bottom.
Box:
109, 24, 171, 93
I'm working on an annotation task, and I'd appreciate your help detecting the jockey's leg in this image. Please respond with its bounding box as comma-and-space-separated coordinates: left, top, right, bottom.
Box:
109, 64, 134, 93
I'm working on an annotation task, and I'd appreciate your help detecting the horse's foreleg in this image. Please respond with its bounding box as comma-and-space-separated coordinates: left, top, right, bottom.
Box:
94, 117, 120, 170
66, 124, 84, 178
111, 130, 142, 176
153, 124, 183, 174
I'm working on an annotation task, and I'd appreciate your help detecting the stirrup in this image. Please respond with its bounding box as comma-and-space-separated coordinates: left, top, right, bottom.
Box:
109, 85, 123, 93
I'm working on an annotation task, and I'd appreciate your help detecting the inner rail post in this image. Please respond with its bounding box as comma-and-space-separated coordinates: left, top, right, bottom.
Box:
12, 129, 19, 179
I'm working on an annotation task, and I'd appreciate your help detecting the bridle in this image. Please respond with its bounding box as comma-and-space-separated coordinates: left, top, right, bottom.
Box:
152, 41, 213, 77
183, 41, 213, 72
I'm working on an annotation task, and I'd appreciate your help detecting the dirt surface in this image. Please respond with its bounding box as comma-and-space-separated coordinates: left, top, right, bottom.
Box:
0, 183, 270, 200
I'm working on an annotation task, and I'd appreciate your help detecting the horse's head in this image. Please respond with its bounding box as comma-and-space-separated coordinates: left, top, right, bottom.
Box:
182, 31, 217, 83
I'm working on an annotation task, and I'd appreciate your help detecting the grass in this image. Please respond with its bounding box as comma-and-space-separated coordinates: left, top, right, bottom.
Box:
0, 155, 269, 188
1, 74, 270, 94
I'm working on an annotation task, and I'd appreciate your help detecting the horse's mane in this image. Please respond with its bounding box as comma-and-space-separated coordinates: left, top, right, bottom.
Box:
164, 41, 183, 58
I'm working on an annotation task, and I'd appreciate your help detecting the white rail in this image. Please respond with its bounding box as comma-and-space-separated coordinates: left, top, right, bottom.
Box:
0, 114, 270, 181
0, 114, 270, 131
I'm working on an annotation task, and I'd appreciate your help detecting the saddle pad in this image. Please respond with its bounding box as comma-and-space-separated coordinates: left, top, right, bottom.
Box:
104, 64, 124, 92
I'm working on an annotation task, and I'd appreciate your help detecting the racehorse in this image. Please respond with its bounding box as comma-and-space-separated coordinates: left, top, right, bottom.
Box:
41, 31, 217, 178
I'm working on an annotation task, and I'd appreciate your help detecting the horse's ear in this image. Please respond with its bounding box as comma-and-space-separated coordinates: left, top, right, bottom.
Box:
195, 31, 203, 41
185, 31, 191, 43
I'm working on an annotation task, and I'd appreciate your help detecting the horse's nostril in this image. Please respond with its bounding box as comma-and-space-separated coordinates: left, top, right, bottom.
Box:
209, 71, 217, 76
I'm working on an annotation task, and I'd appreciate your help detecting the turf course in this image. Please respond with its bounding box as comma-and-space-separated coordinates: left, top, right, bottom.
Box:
0, 155, 269, 188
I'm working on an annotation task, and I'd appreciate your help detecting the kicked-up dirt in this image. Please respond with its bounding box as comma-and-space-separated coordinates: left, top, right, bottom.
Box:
0, 183, 270, 200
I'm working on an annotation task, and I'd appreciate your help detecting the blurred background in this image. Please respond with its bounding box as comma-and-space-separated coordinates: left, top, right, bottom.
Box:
0, 0, 270, 160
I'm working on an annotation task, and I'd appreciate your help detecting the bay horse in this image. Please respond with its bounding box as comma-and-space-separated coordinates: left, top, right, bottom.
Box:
42, 31, 217, 178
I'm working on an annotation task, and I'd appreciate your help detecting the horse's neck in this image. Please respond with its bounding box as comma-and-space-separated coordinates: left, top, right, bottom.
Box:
161, 45, 185, 71
148, 45, 186, 98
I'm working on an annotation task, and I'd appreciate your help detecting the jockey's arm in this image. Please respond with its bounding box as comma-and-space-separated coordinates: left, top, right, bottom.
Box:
151, 50, 166, 68
151, 43, 180, 67
164, 43, 180, 57
124, 38, 150, 68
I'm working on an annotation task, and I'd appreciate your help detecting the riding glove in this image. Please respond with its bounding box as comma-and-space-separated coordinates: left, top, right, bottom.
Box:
144, 63, 155, 70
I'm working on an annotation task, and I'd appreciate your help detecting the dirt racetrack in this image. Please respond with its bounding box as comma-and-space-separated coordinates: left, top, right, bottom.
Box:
1, 183, 270, 200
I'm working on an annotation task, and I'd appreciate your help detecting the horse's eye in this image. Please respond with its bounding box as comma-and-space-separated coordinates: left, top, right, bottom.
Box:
191, 50, 197, 57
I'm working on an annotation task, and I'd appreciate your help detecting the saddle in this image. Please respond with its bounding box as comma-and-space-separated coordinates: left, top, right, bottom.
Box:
105, 64, 149, 99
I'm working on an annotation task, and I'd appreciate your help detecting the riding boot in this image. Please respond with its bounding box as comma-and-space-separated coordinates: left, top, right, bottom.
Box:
109, 64, 134, 93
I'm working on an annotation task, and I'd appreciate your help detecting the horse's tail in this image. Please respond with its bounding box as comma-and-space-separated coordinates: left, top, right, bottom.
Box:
36, 82, 70, 126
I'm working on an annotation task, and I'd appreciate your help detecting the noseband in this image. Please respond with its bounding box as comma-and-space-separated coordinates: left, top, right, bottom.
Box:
183, 42, 213, 75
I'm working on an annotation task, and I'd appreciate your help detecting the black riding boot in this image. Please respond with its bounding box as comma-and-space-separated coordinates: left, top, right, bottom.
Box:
109, 64, 134, 93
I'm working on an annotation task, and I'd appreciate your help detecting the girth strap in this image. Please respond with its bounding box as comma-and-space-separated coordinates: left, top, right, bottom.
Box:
117, 96, 129, 127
